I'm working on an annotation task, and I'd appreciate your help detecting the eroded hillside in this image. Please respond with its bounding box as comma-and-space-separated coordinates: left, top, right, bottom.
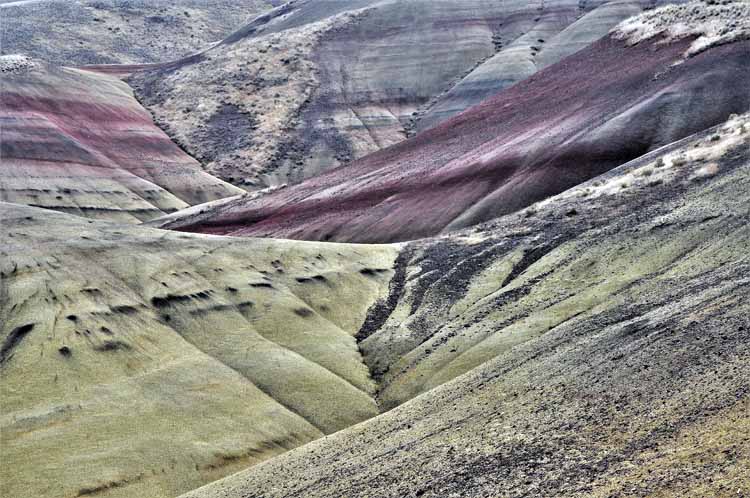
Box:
0, 60, 243, 222
0, 206, 396, 497
1, 2, 749, 498
151, 15, 750, 242
2, 109, 747, 498
129, 0, 677, 189
180, 112, 750, 498
0, 0, 272, 65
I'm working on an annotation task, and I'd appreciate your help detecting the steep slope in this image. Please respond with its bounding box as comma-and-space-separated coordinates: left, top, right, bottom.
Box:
417, 0, 653, 130
129, 0, 673, 189
180, 113, 750, 498
0, 60, 244, 222
153, 7, 750, 242
0, 0, 272, 65
364, 113, 750, 409
0, 203, 396, 498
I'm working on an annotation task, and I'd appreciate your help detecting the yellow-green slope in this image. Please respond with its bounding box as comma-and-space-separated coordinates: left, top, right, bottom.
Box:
0, 203, 396, 498
180, 115, 750, 498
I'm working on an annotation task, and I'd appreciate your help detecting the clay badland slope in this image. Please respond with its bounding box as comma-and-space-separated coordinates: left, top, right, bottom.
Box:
129, 0, 679, 189
0, 0, 272, 65
0, 202, 396, 498
3, 108, 748, 498
0, 59, 244, 222
182, 111, 750, 498
153, 2, 750, 242
1, 3, 749, 498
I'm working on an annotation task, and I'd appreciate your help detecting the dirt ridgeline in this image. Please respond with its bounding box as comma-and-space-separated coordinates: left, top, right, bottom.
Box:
0, 63, 244, 222
0, 202, 397, 498
1, 2, 749, 498
0, 0, 272, 65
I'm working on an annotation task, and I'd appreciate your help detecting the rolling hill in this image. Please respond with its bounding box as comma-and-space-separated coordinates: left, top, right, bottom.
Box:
181, 110, 750, 498
3, 104, 748, 498
0, 59, 243, 222
1, 2, 749, 498
128, 0, 679, 189
0, 201, 395, 498
152, 4, 750, 242
0, 0, 273, 65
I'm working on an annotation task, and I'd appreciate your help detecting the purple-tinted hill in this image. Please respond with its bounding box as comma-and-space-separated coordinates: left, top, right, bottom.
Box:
156, 34, 750, 242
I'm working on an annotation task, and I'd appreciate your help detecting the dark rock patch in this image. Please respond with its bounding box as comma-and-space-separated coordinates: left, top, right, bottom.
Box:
294, 308, 314, 318
0, 323, 35, 364
94, 340, 133, 353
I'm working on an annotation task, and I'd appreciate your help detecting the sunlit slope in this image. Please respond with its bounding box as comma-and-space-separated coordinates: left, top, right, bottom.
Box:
0, 205, 396, 498
181, 115, 750, 498
363, 114, 750, 408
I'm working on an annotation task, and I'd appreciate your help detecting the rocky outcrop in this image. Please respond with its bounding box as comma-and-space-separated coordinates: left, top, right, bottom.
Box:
130, 0, 675, 189
0, 0, 272, 65
153, 30, 750, 242
0, 62, 244, 222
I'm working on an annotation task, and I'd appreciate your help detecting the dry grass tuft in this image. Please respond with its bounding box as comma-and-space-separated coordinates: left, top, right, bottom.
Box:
0, 54, 36, 73
613, 0, 750, 57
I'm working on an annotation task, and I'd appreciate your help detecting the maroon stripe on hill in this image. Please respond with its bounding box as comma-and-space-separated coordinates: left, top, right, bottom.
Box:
170, 35, 750, 242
